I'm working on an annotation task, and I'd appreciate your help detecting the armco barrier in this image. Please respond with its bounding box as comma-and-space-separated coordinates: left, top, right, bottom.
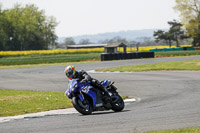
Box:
101, 52, 154, 61
186, 47, 195, 50
149, 47, 195, 52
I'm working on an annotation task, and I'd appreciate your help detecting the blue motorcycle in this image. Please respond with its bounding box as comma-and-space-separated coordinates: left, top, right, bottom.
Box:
65, 79, 124, 115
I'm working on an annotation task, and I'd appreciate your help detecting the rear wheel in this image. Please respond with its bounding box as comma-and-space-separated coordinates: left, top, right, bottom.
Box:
72, 97, 92, 115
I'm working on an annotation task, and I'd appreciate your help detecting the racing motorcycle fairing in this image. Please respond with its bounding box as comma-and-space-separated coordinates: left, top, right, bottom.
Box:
81, 85, 97, 108
65, 79, 97, 108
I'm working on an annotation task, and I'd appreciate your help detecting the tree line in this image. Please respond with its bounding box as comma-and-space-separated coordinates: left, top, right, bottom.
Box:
154, 0, 200, 47
174, 0, 200, 46
0, 4, 57, 51
2, 1, 199, 51
153, 20, 187, 47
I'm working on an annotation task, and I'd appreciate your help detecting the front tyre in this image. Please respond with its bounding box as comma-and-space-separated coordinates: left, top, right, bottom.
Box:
72, 97, 92, 115
111, 94, 124, 112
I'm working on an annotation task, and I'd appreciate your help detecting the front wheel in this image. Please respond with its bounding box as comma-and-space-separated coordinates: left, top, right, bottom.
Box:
72, 97, 93, 115
111, 94, 124, 112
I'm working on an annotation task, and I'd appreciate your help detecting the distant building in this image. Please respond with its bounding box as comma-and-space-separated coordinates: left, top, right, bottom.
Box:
104, 43, 127, 53
67, 44, 107, 49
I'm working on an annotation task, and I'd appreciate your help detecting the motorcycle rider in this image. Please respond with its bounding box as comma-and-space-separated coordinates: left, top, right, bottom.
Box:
64, 65, 111, 100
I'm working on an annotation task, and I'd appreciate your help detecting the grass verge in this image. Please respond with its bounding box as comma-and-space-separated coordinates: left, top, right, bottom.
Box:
146, 126, 200, 133
96, 59, 200, 72
0, 89, 72, 117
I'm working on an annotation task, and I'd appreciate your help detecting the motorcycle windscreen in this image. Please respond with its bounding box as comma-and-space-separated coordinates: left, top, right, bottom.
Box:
68, 78, 79, 89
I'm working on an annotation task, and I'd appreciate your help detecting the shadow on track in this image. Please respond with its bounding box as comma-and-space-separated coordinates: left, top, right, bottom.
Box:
79, 110, 130, 116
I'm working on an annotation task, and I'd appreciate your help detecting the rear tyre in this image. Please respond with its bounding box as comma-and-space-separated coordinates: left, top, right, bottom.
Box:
72, 97, 92, 115
111, 94, 124, 112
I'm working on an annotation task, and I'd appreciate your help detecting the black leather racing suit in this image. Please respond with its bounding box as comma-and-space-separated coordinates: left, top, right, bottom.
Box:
75, 70, 107, 93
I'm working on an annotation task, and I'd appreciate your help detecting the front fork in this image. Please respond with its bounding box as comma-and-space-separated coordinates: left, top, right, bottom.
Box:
78, 92, 84, 101
78, 92, 88, 105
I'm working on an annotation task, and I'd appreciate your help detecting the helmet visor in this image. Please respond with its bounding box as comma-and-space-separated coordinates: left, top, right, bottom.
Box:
66, 71, 73, 79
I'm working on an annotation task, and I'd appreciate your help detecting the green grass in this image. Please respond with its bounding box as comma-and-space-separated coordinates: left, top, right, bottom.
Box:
0, 53, 101, 65
97, 59, 200, 72
0, 89, 72, 117
145, 127, 200, 133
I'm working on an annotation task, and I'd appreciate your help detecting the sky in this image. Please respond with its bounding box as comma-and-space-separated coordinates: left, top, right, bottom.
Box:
0, 0, 179, 37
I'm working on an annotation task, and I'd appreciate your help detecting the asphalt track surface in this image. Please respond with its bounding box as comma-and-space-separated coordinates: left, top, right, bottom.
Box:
1, 56, 200, 133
